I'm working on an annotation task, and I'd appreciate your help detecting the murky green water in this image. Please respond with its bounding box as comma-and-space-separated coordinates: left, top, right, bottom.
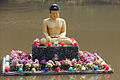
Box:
0, 0, 120, 80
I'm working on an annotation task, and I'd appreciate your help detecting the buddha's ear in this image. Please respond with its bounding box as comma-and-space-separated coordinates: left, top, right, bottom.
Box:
49, 10, 51, 13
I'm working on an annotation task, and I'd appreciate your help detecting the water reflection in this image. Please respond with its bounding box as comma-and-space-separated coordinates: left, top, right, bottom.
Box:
3, 74, 111, 80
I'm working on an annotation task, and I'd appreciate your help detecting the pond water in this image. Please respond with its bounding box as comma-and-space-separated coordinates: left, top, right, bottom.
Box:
0, 0, 120, 80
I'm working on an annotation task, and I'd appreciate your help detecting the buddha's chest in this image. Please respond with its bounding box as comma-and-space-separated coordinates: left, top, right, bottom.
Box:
47, 20, 63, 29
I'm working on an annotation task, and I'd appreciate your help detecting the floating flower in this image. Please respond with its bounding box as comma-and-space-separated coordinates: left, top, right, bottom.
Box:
64, 59, 72, 66
34, 38, 40, 47
94, 66, 98, 70
31, 68, 36, 72
24, 63, 31, 71
61, 42, 65, 46
77, 61, 82, 64
25, 63, 31, 68
81, 66, 86, 71
84, 51, 94, 57
11, 50, 20, 59
35, 59, 39, 64
79, 55, 87, 60
40, 59, 47, 65
5, 68, 10, 72
28, 54, 32, 60
78, 51, 84, 55
46, 62, 53, 68
77, 64, 81, 68
85, 59, 91, 63
55, 61, 61, 67
48, 60, 55, 66
103, 64, 107, 68
18, 68, 23, 72
24, 60, 29, 65
69, 67, 73, 71
71, 37, 75, 43
73, 42, 78, 46
56, 67, 60, 71
59, 61, 65, 65
73, 63, 77, 68
71, 59, 77, 64
48, 43, 52, 47
17, 64, 23, 68
5, 60, 10, 63
105, 66, 109, 70
44, 68, 48, 72
12, 59, 19, 66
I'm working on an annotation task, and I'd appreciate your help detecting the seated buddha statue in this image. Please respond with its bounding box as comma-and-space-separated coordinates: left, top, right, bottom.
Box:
40, 4, 73, 46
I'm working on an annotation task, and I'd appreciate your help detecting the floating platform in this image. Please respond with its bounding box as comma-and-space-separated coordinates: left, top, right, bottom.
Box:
1, 42, 114, 76
2, 70, 113, 76
1, 51, 114, 76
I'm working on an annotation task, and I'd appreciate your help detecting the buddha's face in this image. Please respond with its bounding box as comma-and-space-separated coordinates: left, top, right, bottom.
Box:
50, 10, 59, 20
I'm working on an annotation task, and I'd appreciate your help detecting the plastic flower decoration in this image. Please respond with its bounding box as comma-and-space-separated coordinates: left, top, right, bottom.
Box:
34, 38, 40, 47
71, 59, 77, 64
46, 62, 53, 68
55, 61, 61, 67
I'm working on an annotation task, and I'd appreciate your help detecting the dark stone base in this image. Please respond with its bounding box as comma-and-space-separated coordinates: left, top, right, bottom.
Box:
32, 44, 79, 62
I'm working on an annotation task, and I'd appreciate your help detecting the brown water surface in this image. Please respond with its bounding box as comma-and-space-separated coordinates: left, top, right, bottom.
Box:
0, 0, 120, 80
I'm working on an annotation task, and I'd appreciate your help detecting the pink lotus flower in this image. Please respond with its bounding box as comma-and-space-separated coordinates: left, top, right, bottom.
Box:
48, 43, 52, 47
78, 51, 84, 55
61, 42, 65, 46
35, 59, 39, 64
77, 61, 82, 64
82, 57, 88, 62
79, 55, 87, 60
11, 50, 20, 59
12, 59, 19, 66
34, 38, 40, 47
59, 61, 65, 65
71, 37, 75, 43
24, 60, 29, 65
21, 51, 26, 56
73, 42, 78, 46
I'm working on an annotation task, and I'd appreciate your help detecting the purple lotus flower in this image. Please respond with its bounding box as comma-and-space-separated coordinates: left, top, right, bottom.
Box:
35, 59, 39, 64
84, 51, 94, 57
40, 59, 46, 65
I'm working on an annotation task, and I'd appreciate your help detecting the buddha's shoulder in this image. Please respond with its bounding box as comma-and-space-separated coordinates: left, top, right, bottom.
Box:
58, 18, 65, 22
43, 18, 50, 22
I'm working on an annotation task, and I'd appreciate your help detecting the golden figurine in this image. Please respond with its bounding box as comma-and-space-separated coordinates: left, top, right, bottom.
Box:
40, 4, 73, 46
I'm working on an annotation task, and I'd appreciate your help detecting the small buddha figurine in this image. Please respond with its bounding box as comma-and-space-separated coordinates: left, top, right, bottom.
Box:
40, 4, 73, 46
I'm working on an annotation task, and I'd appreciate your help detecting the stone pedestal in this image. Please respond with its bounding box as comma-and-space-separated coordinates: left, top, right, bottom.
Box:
32, 44, 79, 62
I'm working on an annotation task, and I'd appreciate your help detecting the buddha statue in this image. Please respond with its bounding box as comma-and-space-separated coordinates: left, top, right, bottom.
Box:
40, 4, 73, 46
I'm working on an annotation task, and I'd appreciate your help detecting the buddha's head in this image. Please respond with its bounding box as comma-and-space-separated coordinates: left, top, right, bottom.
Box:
49, 4, 60, 20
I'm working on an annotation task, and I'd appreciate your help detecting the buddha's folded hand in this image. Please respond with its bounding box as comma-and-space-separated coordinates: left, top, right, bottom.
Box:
46, 36, 51, 42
